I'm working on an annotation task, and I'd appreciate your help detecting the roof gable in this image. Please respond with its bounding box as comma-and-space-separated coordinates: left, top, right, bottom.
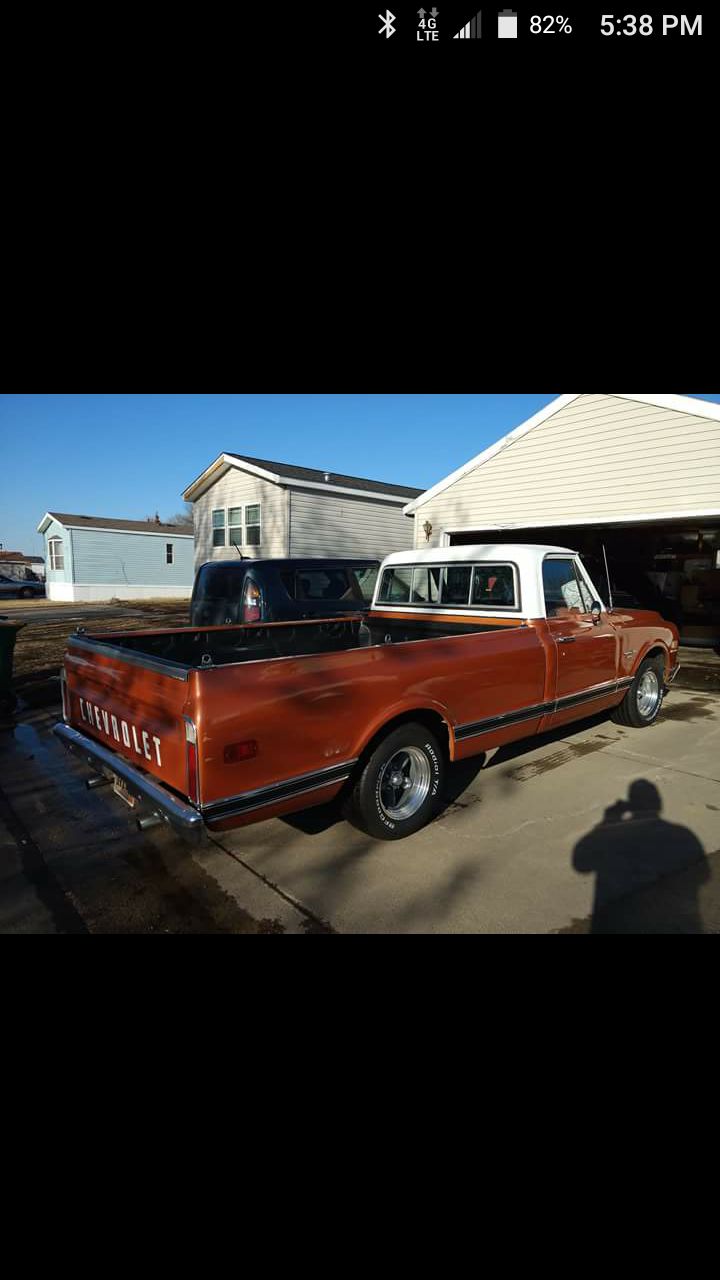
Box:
404, 393, 720, 514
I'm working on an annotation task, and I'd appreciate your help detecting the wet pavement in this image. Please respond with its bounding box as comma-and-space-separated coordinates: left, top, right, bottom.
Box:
1, 689, 719, 933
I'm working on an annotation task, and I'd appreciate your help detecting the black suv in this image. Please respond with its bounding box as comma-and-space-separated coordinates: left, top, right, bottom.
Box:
190, 559, 380, 627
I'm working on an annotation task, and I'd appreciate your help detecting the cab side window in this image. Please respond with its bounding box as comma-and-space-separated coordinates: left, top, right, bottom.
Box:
378, 567, 413, 604
543, 559, 583, 617
575, 565, 594, 612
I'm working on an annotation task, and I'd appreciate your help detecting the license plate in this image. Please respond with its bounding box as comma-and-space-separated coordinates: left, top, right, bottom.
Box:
113, 776, 137, 809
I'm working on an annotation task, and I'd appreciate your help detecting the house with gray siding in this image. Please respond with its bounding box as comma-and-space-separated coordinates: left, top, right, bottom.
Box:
36, 512, 194, 601
183, 454, 422, 571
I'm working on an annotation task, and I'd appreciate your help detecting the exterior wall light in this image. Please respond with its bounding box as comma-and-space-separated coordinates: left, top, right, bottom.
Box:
423, 521, 433, 542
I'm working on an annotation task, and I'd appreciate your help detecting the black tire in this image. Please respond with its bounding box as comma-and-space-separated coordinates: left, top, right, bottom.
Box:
348, 722, 445, 841
612, 655, 666, 728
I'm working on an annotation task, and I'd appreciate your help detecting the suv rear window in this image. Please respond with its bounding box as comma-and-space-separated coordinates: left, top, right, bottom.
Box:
295, 570, 356, 602
193, 564, 243, 603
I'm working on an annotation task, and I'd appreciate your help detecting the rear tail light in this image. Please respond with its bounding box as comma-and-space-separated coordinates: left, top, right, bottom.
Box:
184, 718, 199, 805
223, 740, 258, 764
242, 580, 262, 624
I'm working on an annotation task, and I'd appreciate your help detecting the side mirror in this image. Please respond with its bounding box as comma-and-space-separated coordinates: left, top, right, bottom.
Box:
591, 601, 603, 625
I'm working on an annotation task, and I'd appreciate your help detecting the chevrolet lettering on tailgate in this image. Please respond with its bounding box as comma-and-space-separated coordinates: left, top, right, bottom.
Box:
78, 697, 163, 766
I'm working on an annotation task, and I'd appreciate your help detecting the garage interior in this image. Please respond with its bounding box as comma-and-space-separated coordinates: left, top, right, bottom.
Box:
449, 519, 720, 650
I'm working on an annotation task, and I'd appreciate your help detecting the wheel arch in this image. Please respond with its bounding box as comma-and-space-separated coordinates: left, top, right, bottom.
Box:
635, 642, 671, 679
353, 706, 455, 774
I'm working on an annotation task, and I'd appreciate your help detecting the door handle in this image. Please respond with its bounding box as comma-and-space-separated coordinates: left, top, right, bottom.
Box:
557, 636, 576, 644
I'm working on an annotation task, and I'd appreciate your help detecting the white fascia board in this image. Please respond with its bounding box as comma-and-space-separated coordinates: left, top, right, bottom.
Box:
441, 507, 720, 535
404, 391, 720, 517
183, 454, 281, 501
182, 456, 232, 501
616, 393, 720, 421
403, 394, 581, 515
36, 512, 54, 534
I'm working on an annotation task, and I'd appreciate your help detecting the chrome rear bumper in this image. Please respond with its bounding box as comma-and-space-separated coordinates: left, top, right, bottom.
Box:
53, 723, 206, 844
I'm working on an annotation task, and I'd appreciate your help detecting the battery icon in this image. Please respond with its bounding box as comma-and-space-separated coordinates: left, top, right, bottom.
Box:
497, 8, 518, 36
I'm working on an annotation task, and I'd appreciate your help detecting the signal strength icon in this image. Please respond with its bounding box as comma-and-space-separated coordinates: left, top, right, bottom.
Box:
453, 10, 482, 37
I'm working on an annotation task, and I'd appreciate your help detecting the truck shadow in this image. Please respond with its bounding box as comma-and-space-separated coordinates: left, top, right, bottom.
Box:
562, 779, 711, 934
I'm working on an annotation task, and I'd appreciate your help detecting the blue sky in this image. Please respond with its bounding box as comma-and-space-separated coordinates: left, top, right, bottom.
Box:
2, 393, 719, 558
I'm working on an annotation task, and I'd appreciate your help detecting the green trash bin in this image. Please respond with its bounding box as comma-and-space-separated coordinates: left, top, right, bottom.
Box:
0, 618, 26, 710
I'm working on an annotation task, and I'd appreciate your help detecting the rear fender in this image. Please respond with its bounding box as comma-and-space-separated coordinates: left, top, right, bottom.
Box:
355, 701, 456, 764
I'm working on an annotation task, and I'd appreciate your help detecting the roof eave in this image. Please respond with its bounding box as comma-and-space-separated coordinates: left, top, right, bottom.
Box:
183, 454, 281, 501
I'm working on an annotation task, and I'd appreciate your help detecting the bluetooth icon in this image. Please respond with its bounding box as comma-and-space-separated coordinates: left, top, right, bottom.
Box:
378, 9, 396, 37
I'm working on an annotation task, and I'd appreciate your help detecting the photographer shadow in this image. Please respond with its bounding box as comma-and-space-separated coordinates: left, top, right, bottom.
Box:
573, 780, 710, 934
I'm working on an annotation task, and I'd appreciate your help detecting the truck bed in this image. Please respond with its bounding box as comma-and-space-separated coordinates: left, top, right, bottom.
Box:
72, 614, 521, 671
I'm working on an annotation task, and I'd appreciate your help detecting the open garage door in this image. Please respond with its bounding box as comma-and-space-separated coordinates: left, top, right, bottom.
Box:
448, 520, 720, 649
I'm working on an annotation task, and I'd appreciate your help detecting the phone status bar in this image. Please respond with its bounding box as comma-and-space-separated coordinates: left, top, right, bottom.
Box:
374, 7, 710, 44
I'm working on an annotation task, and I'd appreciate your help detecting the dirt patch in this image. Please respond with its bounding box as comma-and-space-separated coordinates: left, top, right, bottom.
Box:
12, 603, 191, 678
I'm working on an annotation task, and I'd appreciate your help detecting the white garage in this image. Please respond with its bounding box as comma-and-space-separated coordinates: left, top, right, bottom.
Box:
404, 394, 720, 646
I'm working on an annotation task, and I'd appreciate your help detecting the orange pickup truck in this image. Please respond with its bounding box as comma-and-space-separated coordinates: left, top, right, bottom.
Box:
54, 545, 681, 842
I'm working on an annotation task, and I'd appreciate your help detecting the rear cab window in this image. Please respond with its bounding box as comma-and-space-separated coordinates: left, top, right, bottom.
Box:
378, 563, 519, 610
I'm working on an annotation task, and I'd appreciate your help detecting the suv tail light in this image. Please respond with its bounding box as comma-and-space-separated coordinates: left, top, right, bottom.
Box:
184, 718, 199, 805
242, 580, 262, 623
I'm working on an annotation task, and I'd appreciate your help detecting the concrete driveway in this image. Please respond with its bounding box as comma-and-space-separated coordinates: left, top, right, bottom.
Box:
1, 690, 719, 933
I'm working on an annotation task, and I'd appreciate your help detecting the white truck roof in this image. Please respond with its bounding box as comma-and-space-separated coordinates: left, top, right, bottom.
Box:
373, 544, 605, 619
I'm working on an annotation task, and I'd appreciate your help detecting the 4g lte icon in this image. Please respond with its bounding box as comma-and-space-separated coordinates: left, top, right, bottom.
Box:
417, 6, 439, 39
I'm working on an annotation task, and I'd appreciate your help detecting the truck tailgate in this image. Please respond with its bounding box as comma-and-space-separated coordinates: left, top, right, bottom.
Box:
62, 640, 193, 799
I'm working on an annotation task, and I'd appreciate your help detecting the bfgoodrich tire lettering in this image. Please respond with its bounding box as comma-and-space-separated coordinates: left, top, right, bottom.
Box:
350, 723, 445, 841
612, 655, 666, 729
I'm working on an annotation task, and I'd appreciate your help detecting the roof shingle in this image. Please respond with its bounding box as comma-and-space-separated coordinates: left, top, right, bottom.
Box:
46, 513, 193, 535
227, 454, 422, 499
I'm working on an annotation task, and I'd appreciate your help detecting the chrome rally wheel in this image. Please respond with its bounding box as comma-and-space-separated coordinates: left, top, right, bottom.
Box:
378, 747, 432, 821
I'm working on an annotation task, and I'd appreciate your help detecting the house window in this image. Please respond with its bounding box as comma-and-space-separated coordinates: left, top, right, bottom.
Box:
166, 543, 174, 565
212, 509, 226, 547
246, 504, 261, 547
49, 537, 64, 571
228, 508, 243, 547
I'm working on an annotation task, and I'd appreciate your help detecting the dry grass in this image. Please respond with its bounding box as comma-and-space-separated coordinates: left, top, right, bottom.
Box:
12, 603, 191, 679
